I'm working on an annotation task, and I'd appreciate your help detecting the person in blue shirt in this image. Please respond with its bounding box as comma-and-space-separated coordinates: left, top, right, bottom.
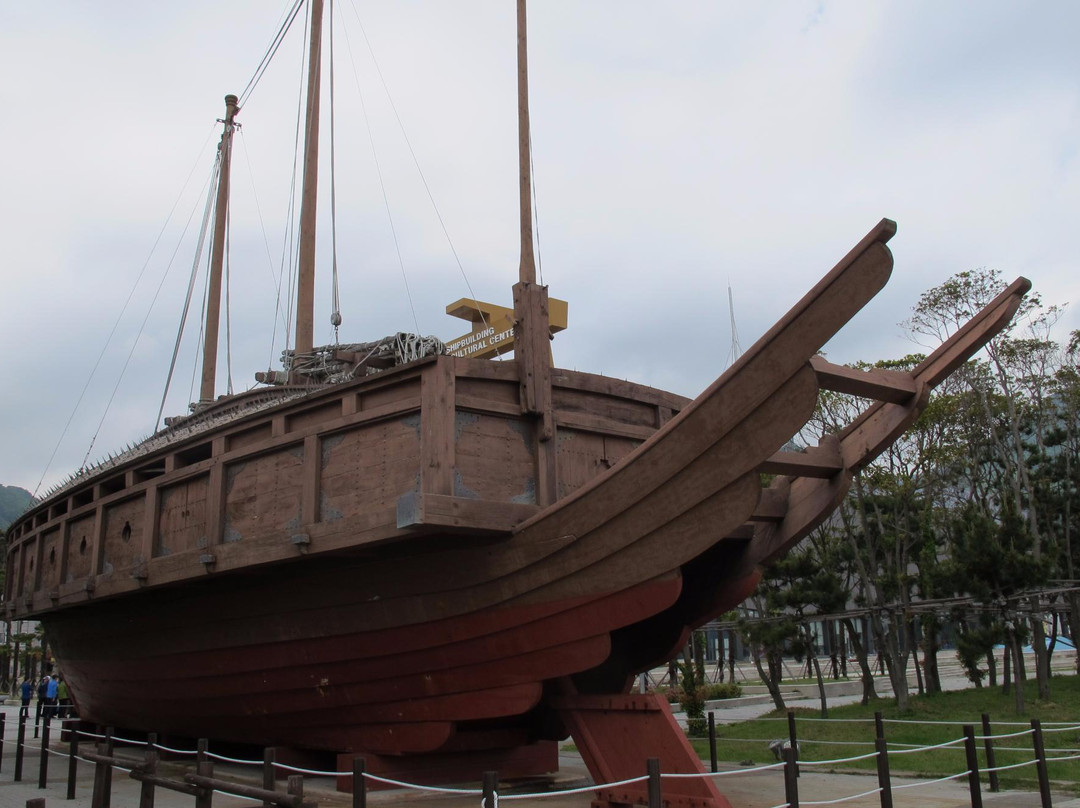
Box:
44, 675, 59, 719
20, 677, 33, 716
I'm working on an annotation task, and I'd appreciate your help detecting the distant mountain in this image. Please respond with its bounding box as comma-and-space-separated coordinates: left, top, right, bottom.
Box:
0, 485, 34, 530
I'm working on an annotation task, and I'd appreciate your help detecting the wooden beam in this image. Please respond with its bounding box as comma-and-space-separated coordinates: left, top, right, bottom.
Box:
420, 357, 455, 497
749, 488, 787, 522
397, 493, 538, 534
759, 444, 844, 478
810, 355, 917, 404
140, 484, 160, 577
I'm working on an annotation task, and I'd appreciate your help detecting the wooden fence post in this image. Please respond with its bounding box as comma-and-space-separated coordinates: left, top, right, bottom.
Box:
194, 758, 213, 808
103, 728, 115, 808
0, 711, 6, 773
353, 757, 366, 808
981, 713, 999, 793
647, 758, 662, 808
874, 710, 885, 741
787, 710, 799, 777
66, 718, 80, 800
1030, 719, 1053, 808
708, 711, 718, 773
197, 738, 209, 768
26, 799, 46, 808
783, 747, 799, 808
262, 747, 276, 807
15, 707, 27, 781
287, 774, 304, 805
37, 712, 51, 789
874, 735, 893, 808
139, 747, 159, 808
963, 725, 983, 808
482, 770, 499, 808
91, 728, 115, 808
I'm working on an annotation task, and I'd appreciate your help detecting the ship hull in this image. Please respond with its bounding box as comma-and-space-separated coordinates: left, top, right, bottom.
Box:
7, 220, 1030, 803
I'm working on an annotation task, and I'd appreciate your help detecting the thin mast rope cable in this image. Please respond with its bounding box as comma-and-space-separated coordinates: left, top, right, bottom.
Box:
238, 0, 307, 107
187, 249, 213, 405
82, 163, 218, 472
33, 124, 218, 496
225, 203, 234, 395
236, 131, 290, 342
338, 10, 420, 335
329, 0, 342, 342
529, 135, 543, 285
281, 4, 313, 361
345, 0, 496, 350
154, 161, 221, 431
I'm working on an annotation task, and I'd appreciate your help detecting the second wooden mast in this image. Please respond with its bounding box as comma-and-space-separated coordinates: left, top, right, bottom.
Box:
199, 93, 240, 404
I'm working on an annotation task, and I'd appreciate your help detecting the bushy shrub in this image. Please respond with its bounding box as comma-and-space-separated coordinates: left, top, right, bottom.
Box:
703, 682, 742, 700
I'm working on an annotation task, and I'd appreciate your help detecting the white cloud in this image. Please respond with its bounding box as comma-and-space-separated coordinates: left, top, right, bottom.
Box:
1, 0, 1077, 492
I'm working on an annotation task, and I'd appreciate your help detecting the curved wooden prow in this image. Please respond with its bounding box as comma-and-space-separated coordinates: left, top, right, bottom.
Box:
745, 275, 1031, 570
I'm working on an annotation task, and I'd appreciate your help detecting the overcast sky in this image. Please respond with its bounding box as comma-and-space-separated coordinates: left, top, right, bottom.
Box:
1, 1, 1078, 495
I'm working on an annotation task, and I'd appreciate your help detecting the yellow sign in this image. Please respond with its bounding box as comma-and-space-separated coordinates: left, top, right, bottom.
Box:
445, 297, 568, 359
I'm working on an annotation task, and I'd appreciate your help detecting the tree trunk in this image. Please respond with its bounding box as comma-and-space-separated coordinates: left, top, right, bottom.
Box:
1030, 611, 1051, 700
1069, 593, 1080, 675
805, 624, 829, 718
922, 616, 942, 695
1011, 631, 1026, 714
842, 617, 877, 704
728, 629, 737, 684
986, 646, 998, 689
839, 624, 849, 678
877, 609, 910, 711
907, 615, 925, 696
1002, 641, 1012, 694
752, 647, 787, 712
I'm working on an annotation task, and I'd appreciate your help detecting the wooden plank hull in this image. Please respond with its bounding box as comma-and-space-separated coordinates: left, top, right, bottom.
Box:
6, 221, 1030, 794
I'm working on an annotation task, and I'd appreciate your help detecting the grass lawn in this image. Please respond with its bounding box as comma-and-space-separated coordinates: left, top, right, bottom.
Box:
695, 676, 1080, 794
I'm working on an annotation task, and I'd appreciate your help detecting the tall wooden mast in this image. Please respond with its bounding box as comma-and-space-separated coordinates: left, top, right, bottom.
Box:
511, 0, 556, 506
515, 0, 536, 287
294, 0, 326, 360
199, 93, 240, 404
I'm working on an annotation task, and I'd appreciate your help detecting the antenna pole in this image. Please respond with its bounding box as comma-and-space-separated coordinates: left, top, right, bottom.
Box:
199, 93, 240, 404
295, 0, 325, 360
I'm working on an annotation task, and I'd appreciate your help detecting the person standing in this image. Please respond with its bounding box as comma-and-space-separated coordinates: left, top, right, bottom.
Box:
35, 675, 49, 726
19, 677, 33, 717
45, 674, 59, 719
57, 676, 72, 719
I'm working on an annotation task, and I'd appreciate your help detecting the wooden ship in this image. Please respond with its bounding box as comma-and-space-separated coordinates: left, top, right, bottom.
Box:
4, 3, 1030, 807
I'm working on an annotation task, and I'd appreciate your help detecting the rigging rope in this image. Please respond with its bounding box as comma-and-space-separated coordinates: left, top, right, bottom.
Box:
529, 134, 543, 285
225, 203, 234, 396
339, 7, 420, 335
155, 159, 221, 430
84, 162, 218, 468
186, 248, 212, 406
344, 0, 497, 351
238, 0, 307, 108
237, 131, 290, 342
32, 124, 219, 496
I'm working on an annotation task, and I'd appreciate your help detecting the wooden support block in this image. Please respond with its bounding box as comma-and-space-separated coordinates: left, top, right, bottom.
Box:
760, 445, 844, 478
810, 356, 917, 404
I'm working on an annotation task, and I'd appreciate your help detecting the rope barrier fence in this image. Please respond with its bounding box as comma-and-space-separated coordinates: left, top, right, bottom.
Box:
3, 706, 1077, 807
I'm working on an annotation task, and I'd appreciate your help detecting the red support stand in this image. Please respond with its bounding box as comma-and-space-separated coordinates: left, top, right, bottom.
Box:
552, 690, 733, 808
